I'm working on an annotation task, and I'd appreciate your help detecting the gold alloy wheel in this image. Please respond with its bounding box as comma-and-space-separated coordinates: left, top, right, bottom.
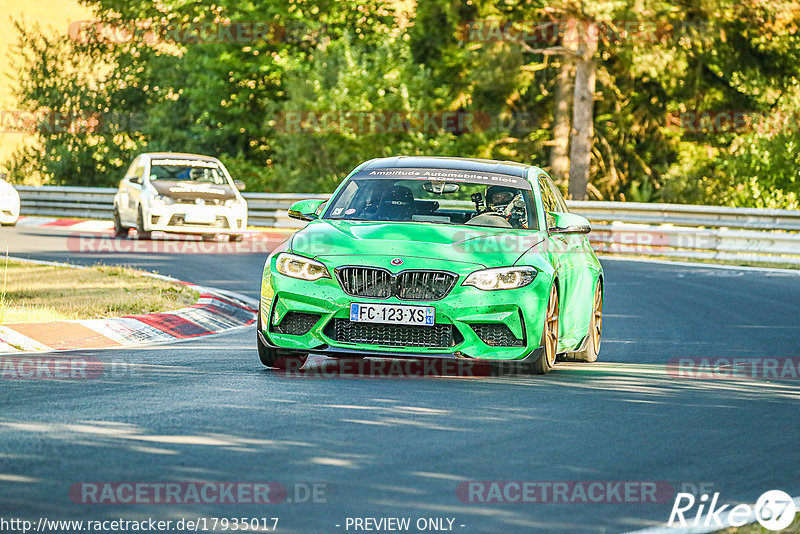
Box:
592, 283, 603, 355
544, 284, 559, 367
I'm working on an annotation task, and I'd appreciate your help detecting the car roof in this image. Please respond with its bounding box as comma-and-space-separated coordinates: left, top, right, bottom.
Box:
361, 156, 533, 178
141, 152, 220, 162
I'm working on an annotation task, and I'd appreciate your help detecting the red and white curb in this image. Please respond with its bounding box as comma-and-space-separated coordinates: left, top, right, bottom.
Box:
15, 216, 115, 232
0, 257, 258, 354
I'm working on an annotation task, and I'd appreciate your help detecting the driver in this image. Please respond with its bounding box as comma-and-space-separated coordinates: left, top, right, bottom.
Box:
485, 186, 517, 213
485, 185, 528, 229
189, 168, 205, 181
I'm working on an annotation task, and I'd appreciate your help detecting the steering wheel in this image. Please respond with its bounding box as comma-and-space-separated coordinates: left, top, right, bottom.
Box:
477, 211, 508, 219
466, 211, 513, 228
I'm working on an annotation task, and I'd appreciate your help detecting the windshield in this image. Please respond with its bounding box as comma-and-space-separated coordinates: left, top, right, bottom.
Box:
324, 168, 537, 230
148, 159, 228, 185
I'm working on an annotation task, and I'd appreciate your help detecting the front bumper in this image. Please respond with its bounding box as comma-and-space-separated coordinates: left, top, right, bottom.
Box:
145, 204, 247, 234
260, 261, 552, 362
257, 328, 544, 363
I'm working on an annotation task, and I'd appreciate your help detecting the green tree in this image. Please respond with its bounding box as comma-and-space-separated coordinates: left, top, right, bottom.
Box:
6, 21, 147, 185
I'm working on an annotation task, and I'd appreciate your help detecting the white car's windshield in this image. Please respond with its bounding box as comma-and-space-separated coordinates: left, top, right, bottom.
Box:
324, 168, 537, 230
149, 159, 228, 185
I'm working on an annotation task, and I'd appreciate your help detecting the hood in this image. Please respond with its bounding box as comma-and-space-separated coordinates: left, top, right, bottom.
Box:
291, 220, 545, 269
150, 180, 236, 202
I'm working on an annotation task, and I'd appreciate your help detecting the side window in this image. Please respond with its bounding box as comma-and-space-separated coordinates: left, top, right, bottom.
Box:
546, 177, 568, 213
538, 175, 558, 228
124, 157, 140, 180
126, 157, 145, 184
134, 160, 146, 183
538, 175, 558, 212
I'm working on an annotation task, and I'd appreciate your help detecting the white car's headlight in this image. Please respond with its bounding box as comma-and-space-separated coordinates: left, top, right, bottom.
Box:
275, 253, 331, 281
150, 194, 174, 206
224, 198, 245, 208
462, 266, 537, 291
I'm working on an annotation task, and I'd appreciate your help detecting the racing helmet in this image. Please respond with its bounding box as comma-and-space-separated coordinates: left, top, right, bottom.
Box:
486, 185, 518, 211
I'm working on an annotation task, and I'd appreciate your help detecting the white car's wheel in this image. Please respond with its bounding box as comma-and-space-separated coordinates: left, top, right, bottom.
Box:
136, 206, 152, 240
113, 207, 128, 238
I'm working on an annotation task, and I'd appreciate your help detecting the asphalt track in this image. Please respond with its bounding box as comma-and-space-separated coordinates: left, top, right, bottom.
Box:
1, 225, 799, 534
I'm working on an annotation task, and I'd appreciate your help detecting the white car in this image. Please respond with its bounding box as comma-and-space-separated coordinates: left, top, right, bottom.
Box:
113, 153, 248, 241
0, 173, 20, 226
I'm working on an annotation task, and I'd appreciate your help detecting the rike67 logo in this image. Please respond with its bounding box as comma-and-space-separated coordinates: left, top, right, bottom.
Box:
669, 489, 796, 531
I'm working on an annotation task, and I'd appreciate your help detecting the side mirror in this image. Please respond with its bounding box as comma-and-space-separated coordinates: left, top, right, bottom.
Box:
234, 180, 246, 191
129, 175, 142, 185
548, 212, 591, 235
288, 199, 325, 222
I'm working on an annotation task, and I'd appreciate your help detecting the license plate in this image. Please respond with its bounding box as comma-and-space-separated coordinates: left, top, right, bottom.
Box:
184, 209, 216, 224
350, 303, 435, 327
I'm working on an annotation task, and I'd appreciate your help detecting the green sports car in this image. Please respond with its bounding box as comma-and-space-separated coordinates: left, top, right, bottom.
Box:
258, 156, 603, 374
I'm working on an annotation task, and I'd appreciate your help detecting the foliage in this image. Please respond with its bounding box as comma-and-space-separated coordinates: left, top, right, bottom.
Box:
6, 21, 147, 186
3, 0, 800, 207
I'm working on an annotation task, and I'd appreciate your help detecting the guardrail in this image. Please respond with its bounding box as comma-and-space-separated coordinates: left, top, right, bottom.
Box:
15, 185, 800, 265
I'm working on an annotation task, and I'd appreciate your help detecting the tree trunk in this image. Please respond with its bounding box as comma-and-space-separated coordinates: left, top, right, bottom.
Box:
568, 20, 598, 201
549, 21, 578, 185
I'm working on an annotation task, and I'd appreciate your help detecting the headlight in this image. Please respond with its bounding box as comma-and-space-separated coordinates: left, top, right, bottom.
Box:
224, 198, 244, 208
150, 194, 174, 206
275, 253, 331, 281
462, 266, 537, 291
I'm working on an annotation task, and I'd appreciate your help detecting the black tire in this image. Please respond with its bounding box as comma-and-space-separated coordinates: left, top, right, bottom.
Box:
202, 234, 217, 242
569, 280, 603, 363
113, 207, 128, 238
136, 206, 151, 240
530, 282, 559, 375
230, 234, 244, 242
257, 314, 308, 370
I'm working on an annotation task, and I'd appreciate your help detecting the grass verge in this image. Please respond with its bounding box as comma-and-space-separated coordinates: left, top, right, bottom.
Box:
0, 260, 199, 323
